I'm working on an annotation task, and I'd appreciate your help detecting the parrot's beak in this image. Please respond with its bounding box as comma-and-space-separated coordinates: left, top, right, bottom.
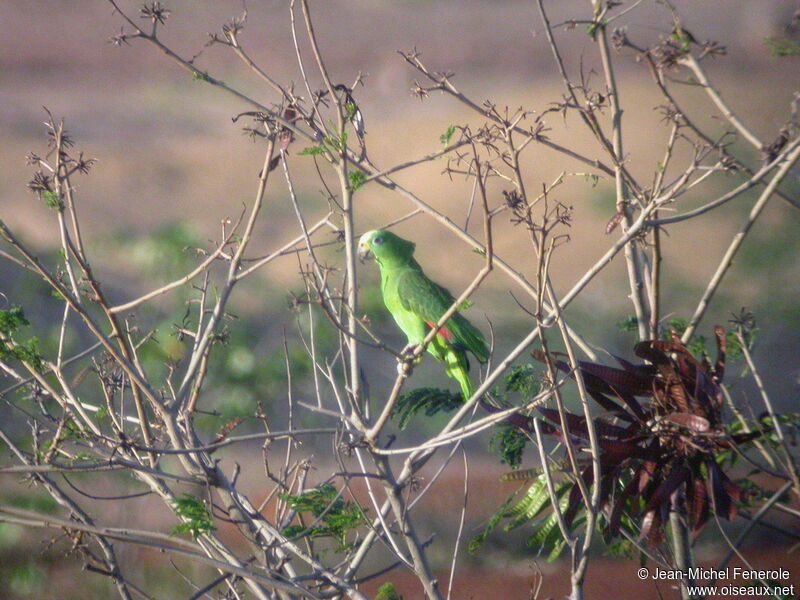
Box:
357, 241, 372, 263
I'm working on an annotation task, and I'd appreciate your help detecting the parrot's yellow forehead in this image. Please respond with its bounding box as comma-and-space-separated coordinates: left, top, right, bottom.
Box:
358, 230, 379, 246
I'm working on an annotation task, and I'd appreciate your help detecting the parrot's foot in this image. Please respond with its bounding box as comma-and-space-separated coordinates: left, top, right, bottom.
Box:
397, 344, 422, 377
400, 344, 423, 363
396, 360, 413, 377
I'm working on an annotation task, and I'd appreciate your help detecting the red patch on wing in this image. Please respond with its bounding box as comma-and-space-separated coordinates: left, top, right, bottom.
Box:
426, 321, 454, 342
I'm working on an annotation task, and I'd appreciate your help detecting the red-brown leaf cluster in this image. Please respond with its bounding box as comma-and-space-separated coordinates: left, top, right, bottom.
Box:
520, 328, 756, 545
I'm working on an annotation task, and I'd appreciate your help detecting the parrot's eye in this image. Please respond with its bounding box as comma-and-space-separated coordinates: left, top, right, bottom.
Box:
373, 236, 383, 246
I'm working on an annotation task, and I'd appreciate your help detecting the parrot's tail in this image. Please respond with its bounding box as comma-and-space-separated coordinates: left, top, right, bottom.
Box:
456, 374, 474, 402
445, 349, 474, 401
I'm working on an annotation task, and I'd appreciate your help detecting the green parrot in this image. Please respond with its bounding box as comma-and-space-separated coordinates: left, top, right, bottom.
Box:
358, 229, 489, 400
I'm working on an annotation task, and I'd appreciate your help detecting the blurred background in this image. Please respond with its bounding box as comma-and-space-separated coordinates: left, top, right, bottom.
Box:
1, 1, 799, 597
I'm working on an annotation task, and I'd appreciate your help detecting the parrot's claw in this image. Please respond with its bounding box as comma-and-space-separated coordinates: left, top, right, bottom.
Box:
400, 344, 422, 360
396, 360, 412, 377
397, 344, 422, 377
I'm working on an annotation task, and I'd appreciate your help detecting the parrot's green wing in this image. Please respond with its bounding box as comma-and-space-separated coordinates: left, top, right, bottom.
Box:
396, 268, 489, 362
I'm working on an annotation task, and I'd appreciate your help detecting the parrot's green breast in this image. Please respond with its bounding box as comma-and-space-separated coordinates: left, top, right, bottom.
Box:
380, 266, 430, 348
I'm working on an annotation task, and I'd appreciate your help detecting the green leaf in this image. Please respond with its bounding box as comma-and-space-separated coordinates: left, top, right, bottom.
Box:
0, 306, 30, 334
393, 387, 462, 430
583, 172, 601, 187
470, 474, 571, 558
469, 493, 517, 553
170, 493, 216, 540
524, 494, 571, 553
503, 474, 565, 530
440, 124, 456, 147
504, 364, 539, 396
617, 315, 639, 333
489, 423, 528, 469
547, 534, 569, 562
64, 419, 86, 441
324, 131, 348, 152
376, 582, 402, 600
0, 306, 44, 372
299, 145, 329, 156
670, 29, 694, 52
348, 170, 367, 192
280, 483, 368, 552
763, 37, 800, 58
586, 19, 607, 38
345, 102, 358, 122
42, 190, 63, 210
299, 132, 349, 155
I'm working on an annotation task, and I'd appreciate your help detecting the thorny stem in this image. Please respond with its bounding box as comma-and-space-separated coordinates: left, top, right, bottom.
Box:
299, 0, 364, 420
0, 431, 135, 600
669, 501, 694, 600
590, 0, 651, 341
712, 481, 794, 582
175, 137, 276, 407
374, 456, 444, 600
106, 0, 317, 144
629, 34, 800, 213
682, 139, 800, 342
736, 329, 800, 499
549, 289, 602, 596
683, 49, 763, 149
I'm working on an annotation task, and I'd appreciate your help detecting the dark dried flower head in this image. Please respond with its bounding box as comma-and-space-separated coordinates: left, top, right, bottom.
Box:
278, 107, 297, 150
28, 171, 53, 194
761, 127, 790, 164
140, 2, 171, 25
108, 28, 131, 46
222, 16, 245, 39
47, 127, 74, 150
699, 39, 726, 58
650, 39, 688, 71
253, 112, 273, 125
552, 201, 573, 228
503, 189, 524, 210
729, 308, 756, 333
719, 153, 738, 172
411, 81, 429, 101
611, 27, 629, 50
657, 104, 683, 125
75, 152, 97, 175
